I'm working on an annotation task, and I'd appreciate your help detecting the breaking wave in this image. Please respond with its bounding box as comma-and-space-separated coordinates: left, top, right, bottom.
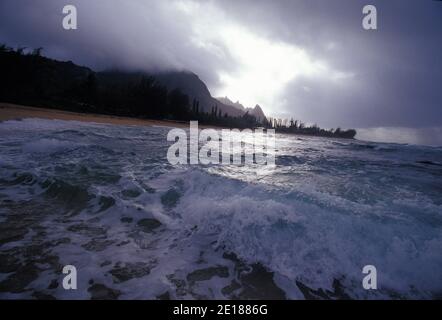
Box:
0, 118, 441, 299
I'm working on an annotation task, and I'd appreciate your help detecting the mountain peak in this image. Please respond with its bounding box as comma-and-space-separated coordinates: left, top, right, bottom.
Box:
216, 98, 267, 121
247, 104, 266, 121
216, 96, 246, 111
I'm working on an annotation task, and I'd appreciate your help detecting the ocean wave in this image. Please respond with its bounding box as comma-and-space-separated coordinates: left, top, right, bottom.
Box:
0, 118, 441, 299
149, 168, 442, 298
22, 138, 82, 154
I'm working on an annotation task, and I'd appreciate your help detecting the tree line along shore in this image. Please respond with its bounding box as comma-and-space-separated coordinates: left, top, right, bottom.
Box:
0, 44, 356, 139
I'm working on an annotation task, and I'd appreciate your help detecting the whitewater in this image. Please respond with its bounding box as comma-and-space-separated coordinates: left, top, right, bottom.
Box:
0, 118, 441, 299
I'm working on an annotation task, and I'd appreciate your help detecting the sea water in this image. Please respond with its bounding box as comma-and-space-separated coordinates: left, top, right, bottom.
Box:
0, 118, 441, 299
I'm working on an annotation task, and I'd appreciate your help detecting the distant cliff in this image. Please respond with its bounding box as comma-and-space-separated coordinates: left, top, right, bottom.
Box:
0, 44, 264, 129
0, 44, 356, 138
217, 97, 267, 122
154, 72, 245, 118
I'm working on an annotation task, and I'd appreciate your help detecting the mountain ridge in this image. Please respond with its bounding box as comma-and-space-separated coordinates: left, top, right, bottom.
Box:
153, 71, 245, 118
217, 96, 267, 122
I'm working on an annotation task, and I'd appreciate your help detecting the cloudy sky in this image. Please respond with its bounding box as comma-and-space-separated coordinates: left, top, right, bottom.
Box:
1, 0, 441, 145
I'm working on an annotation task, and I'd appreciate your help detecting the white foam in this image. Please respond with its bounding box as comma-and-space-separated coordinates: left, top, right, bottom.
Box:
1, 118, 442, 299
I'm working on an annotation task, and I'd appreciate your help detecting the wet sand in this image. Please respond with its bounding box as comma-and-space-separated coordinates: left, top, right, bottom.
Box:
0, 102, 215, 129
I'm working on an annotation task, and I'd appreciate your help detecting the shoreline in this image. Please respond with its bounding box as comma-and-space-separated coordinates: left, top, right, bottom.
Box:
0, 102, 224, 130
0, 102, 357, 141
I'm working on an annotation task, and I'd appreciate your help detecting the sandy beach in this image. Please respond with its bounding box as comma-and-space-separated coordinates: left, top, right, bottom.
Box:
0, 102, 202, 129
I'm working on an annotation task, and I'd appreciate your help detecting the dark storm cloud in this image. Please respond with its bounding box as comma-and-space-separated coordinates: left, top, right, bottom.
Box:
0, 0, 236, 88
1, 0, 441, 144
